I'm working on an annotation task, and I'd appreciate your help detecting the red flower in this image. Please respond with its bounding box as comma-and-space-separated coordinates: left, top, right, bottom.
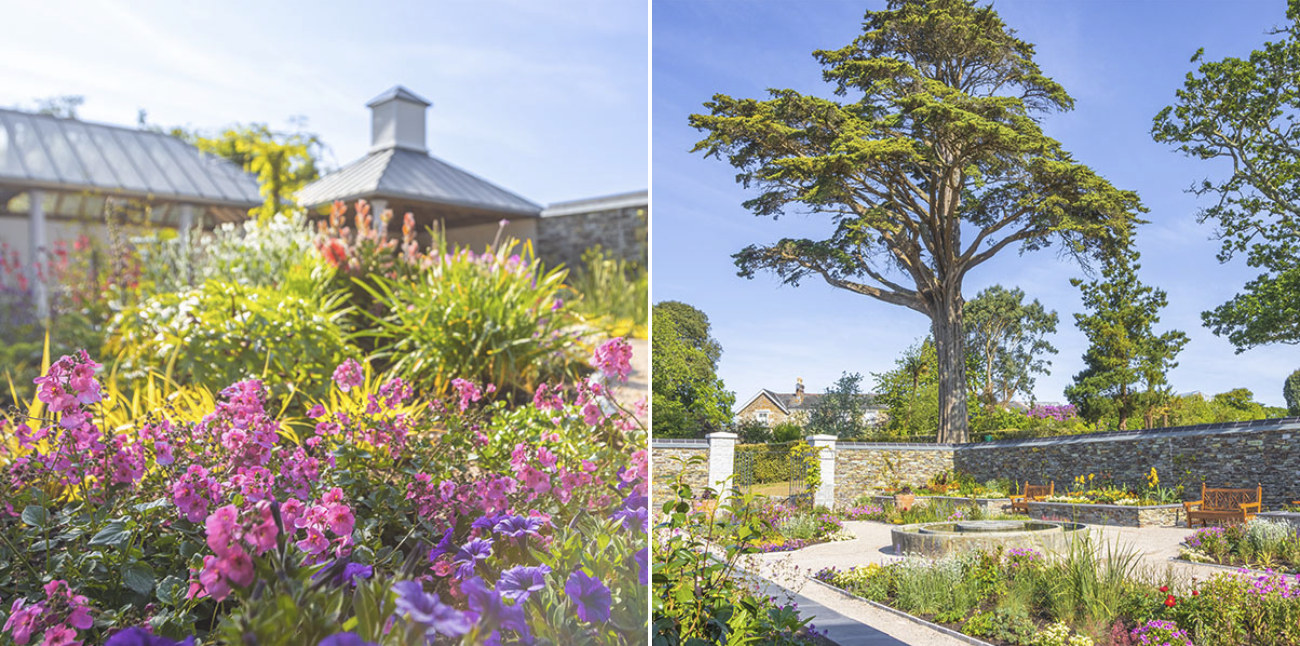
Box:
1165, 594, 1177, 607
1192, 590, 1199, 596
1159, 585, 1169, 593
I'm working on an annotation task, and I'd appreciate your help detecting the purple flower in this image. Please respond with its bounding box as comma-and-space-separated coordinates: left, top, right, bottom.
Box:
317, 633, 377, 646
314, 560, 374, 587
498, 565, 551, 602
611, 494, 648, 534
494, 515, 547, 539
565, 570, 612, 623
473, 513, 507, 533
634, 546, 648, 585
463, 577, 529, 641
392, 581, 475, 637
428, 527, 456, 562
452, 538, 493, 579
105, 628, 196, 646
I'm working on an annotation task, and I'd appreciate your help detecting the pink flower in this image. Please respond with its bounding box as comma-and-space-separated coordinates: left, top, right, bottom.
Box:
39, 625, 79, 646
332, 359, 364, 393
450, 378, 483, 412
591, 337, 633, 383
4, 598, 42, 645
326, 504, 355, 537
205, 505, 240, 555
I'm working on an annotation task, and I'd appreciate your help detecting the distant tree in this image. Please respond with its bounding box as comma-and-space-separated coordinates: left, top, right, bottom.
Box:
1065, 251, 1189, 430
30, 95, 84, 119
1153, 4, 1300, 351
194, 124, 325, 221
1286, 369, 1300, 416
690, 0, 1141, 443
771, 421, 804, 443
651, 301, 736, 438
964, 285, 1058, 410
807, 372, 870, 439
1212, 388, 1266, 420
734, 418, 772, 444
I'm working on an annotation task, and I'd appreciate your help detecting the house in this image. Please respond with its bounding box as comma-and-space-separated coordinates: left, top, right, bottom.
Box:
735, 378, 887, 428
0, 107, 261, 316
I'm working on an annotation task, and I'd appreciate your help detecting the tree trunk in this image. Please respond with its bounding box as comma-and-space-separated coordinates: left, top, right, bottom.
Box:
932, 293, 970, 444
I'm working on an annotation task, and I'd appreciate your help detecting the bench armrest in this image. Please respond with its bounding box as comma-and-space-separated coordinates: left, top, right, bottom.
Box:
1241, 501, 1261, 512
1183, 500, 1203, 513
1010, 495, 1025, 503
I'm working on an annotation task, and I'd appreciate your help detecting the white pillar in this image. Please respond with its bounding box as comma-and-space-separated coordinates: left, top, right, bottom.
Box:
178, 204, 195, 237
808, 434, 837, 509
706, 431, 738, 503
28, 189, 48, 320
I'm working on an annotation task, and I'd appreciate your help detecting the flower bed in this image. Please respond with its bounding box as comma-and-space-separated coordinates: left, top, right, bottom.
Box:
1179, 519, 1300, 571
1027, 501, 1183, 527
812, 538, 1300, 646
0, 341, 647, 645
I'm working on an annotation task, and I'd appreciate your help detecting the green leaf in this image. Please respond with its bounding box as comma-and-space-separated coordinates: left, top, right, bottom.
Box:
89, 520, 132, 547
156, 575, 185, 606
21, 505, 49, 528
123, 563, 157, 595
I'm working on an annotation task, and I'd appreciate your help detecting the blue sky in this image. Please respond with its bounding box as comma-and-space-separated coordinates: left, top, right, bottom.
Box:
0, 0, 647, 205
652, 1, 1300, 408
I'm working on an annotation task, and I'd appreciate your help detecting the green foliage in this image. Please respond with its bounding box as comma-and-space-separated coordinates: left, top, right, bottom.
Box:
653, 458, 818, 645
1286, 369, 1300, 415
965, 285, 1059, 410
191, 124, 324, 222
360, 238, 582, 400
691, 0, 1141, 443
771, 421, 804, 443
651, 301, 735, 438
787, 441, 821, 495
567, 246, 648, 339
807, 371, 870, 439
735, 444, 793, 485
1153, 11, 1300, 351
106, 276, 357, 405
1065, 251, 1188, 431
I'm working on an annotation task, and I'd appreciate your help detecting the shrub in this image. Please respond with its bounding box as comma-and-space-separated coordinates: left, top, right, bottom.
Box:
566, 245, 648, 339
361, 237, 584, 400
105, 276, 357, 405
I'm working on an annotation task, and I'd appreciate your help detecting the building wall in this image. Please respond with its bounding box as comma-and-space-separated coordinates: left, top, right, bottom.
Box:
835, 444, 955, 508
652, 443, 710, 505
735, 393, 794, 426
536, 204, 647, 271
445, 219, 539, 253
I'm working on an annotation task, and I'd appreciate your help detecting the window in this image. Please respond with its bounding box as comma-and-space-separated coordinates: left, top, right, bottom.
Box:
756, 410, 770, 425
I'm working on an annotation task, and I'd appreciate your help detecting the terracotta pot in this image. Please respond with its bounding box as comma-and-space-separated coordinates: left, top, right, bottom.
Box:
894, 493, 915, 512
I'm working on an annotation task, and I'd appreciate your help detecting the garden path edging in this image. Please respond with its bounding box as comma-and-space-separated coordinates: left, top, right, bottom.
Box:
806, 577, 997, 646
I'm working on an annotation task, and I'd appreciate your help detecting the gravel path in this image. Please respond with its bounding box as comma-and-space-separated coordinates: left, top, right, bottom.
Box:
739, 520, 1235, 645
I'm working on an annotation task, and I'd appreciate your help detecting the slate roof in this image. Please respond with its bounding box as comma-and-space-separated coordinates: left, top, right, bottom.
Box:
296, 147, 541, 216
0, 108, 260, 208
741, 389, 882, 415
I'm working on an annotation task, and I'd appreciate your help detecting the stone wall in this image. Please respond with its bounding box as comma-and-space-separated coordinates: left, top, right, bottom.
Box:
955, 419, 1300, 508
834, 443, 954, 508
652, 441, 709, 505
537, 193, 647, 271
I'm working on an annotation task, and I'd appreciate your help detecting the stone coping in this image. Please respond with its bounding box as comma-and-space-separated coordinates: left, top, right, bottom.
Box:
1032, 501, 1184, 511
808, 577, 996, 646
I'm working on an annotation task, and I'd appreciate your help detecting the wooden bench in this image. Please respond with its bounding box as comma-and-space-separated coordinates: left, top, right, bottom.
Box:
1010, 482, 1054, 514
1184, 483, 1262, 528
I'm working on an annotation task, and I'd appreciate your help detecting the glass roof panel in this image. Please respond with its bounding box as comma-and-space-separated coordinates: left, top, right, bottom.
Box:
138, 135, 199, 198
110, 129, 177, 196
87, 127, 148, 192
157, 136, 222, 200
32, 117, 88, 184
2, 112, 59, 182
0, 113, 25, 178
60, 121, 120, 190
195, 152, 245, 201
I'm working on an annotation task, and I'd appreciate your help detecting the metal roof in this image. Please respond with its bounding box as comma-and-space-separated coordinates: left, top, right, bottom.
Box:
542, 189, 647, 217
297, 148, 541, 216
0, 108, 261, 208
367, 86, 432, 108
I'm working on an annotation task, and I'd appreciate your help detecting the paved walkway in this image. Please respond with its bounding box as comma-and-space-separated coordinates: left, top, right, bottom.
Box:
742, 521, 1232, 645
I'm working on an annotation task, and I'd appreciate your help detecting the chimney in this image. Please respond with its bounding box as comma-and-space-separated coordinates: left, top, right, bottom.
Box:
795, 377, 804, 405
367, 85, 432, 153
